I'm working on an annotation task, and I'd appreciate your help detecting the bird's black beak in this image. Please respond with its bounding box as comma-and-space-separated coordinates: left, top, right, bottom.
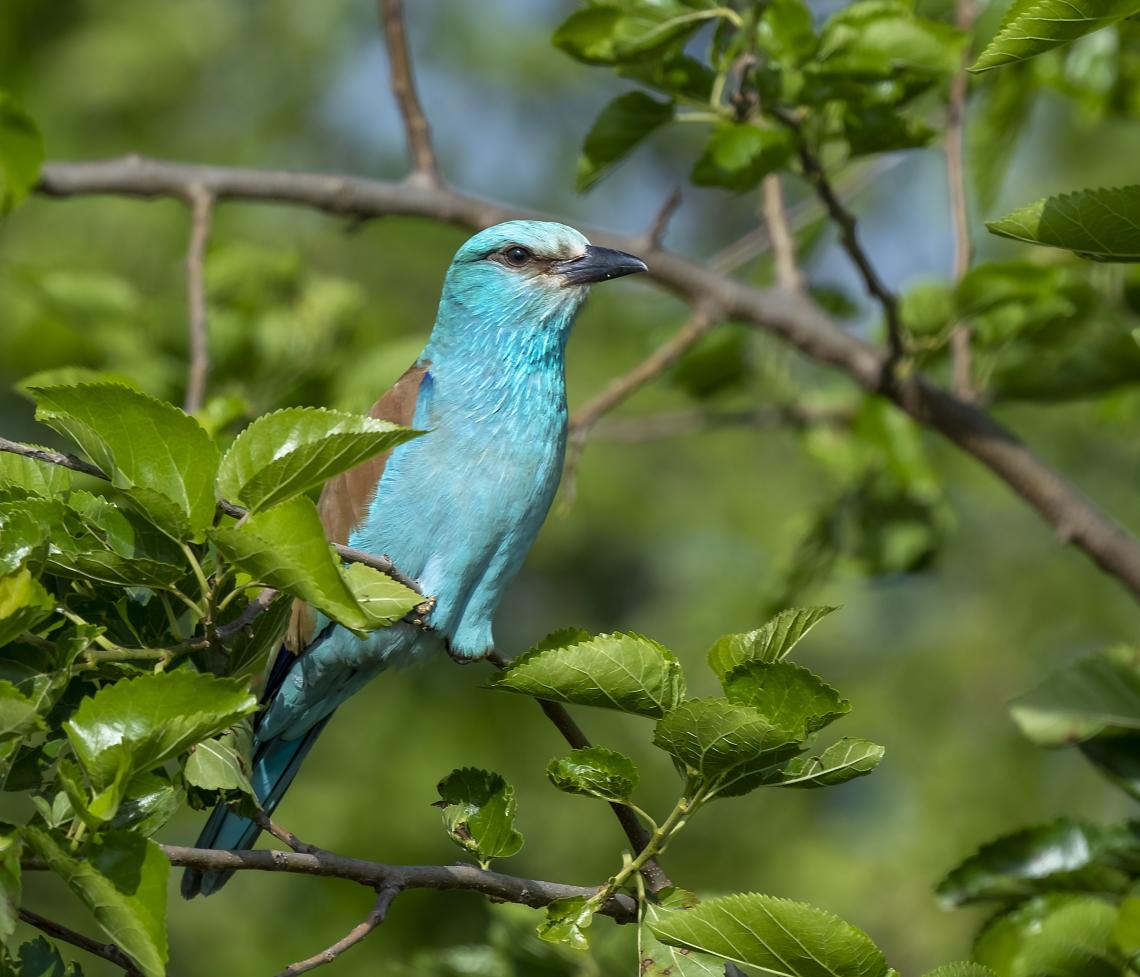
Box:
555, 245, 648, 285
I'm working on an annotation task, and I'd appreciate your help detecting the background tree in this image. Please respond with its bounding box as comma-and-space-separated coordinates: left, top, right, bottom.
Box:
2, 0, 1140, 974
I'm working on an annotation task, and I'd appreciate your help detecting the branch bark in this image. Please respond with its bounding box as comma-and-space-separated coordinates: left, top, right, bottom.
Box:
19, 907, 143, 976
378, 0, 440, 186
183, 186, 214, 414
761, 174, 804, 293
273, 885, 399, 977
33, 156, 1140, 603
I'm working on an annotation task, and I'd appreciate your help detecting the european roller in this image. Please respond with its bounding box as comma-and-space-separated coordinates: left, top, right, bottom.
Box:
182, 220, 647, 897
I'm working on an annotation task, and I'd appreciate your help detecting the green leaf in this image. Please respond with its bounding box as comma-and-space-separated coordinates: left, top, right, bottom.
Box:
776, 738, 885, 788
641, 929, 726, 976
0, 833, 20, 943
691, 124, 794, 193
64, 670, 257, 791
844, 107, 934, 156
0, 680, 44, 741
817, 1, 965, 78
1081, 733, 1140, 800
576, 91, 673, 192
16, 937, 79, 977
987, 187, 1140, 261
759, 0, 818, 64
920, 965, 996, 977
342, 562, 422, 627
547, 746, 639, 802
108, 770, 183, 838
618, 53, 715, 100
184, 731, 254, 796
649, 893, 890, 977
972, 0, 1140, 71
0, 450, 72, 497
30, 382, 219, 541
653, 698, 801, 781
708, 607, 837, 679
489, 630, 685, 718
217, 406, 419, 513
24, 827, 168, 977
0, 568, 54, 647
936, 818, 1139, 906
537, 895, 594, 950
1009, 646, 1140, 745
0, 92, 43, 213
211, 496, 377, 632
436, 767, 524, 868
723, 660, 849, 737
225, 592, 293, 678
974, 894, 1118, 977
969, 65, 1034, 211
1115, 895, 1140, 955
552, 3, 721, 66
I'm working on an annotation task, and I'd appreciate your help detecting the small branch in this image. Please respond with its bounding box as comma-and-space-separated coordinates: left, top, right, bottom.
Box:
274, 885, 399, 977
774, 110, 905, 361
761, 174, 804, 293
19, 907, 142, 976
378, 0, 440, 186
643, 186, 682, 253
593, 404, 854, 442
485, 650, 672, 894
183, 186, 214, 414
564, 306, 720, 499
0, 438, 422, 594
251, 809, 320, 855
946, 0, 977, 400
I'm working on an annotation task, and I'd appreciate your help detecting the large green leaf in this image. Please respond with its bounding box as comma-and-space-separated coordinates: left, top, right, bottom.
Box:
108, 770, 183, 838
775, 738, 884, 788
436, 767, 524, 868
816, 1, 965, 78
576, 91, 673, 191
217, 406, 418, 513
972, 0, 1140, 71
1009, 647, 1140, 745
342, 562, 422, 627
708, 607, 837, 679
973, 894, 1118, 977
30, 383, 219, 541
921, 965, 996, 977
0, 451, 72, 497
987, 187, 1140, 261
641, 929, 725, 976
211, 496, 380, 632
723, 660, 849, 737
490, 630, 685, 717
691, 124, 794, 193
0, 92, 43, 213
64, 671, 257, 791
653, 698, 801, 781
547, 746, 639, 802
552, 3, 723, 66
184, 730, 254, 796
936, 818, 1139, 906
0, 568, 54, 647
0, 503, 48, 577
24, 827, 168, 977
649, 893, 890, 977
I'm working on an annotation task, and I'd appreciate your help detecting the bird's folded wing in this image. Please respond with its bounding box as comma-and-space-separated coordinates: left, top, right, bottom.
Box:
285, 363, 429, 651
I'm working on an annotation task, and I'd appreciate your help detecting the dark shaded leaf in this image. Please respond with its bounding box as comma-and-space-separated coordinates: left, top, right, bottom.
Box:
576, 91, 673, 191
691, 124, 794, 192
436, 768, 524, 868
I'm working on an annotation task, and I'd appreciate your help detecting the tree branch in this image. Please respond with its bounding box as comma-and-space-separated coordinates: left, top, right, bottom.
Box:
18, 907, 142, 977
183, 185, 214, 414
33, 155, 1140, 605
273, 885, 399, 977
378, 0, 440, 186
946, 0, 977, 400
761, 174, 804, 293
593, 404, 853, 442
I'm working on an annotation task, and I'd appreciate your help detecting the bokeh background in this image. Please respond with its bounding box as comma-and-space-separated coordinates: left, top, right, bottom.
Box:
3, 1, 1140, 974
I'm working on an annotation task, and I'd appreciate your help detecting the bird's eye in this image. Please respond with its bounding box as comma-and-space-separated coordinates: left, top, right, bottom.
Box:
502, 245, 533, 267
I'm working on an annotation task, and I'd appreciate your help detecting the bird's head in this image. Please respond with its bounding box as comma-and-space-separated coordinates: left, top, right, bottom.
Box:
433, 220, 647, 353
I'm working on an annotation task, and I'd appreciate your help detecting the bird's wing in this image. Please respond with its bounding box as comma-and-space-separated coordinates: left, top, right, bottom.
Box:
285, 363, 429, 651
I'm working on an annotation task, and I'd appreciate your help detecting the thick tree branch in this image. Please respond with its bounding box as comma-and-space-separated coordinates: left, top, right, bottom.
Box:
946, 0, 977, 400
183, 186, 214, 414
378, 0, 440, 186
18, 907, 142, 976
273, 885, 399, 977
32, 156, 1140, 604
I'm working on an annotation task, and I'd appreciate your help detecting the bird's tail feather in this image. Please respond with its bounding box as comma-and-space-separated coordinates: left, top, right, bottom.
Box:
180, 714, 331, 898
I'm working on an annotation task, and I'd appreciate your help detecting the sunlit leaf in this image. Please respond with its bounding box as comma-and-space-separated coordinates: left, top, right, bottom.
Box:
987, 187, 1140, 261
972, 0, 1140, 71
708, 607, 837, 679
436, 768, 524, 868
537, 894, 594, 949
691, 124, 794, 193
723, 660, 849, 737
547, 746, 639, 802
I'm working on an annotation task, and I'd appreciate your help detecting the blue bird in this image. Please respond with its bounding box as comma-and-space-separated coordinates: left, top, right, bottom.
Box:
182, 220, 647, 897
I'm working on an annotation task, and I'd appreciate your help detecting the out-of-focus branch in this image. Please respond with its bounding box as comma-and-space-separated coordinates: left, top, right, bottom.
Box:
643, 185, 682, 252
33, 156, 1140, 606
18, 907, 142, 977
183, 186, 214, 414
946, 0, 977, 400
761, 174, 804, 292
378, 0, 440, 186
273, 885, 399, 977
594, 404, 854, 442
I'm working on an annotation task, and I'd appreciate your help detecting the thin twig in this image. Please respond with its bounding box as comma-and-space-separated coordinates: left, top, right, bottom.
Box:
183, 186, 214, 414
761, 174, 804, 293
19, 907, 142, 976
946, 0, 977, 400
773, 109, 905, 361
378, 0, 440, 186
484, 650, 672, 894
593, 404, 854, 442
563, 306, 720, 502
0, 438, 422, 594
643, 185, 682, 252
251, 809, 320, 855
34, 156, 1140, 605
274, 885, 399, 977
